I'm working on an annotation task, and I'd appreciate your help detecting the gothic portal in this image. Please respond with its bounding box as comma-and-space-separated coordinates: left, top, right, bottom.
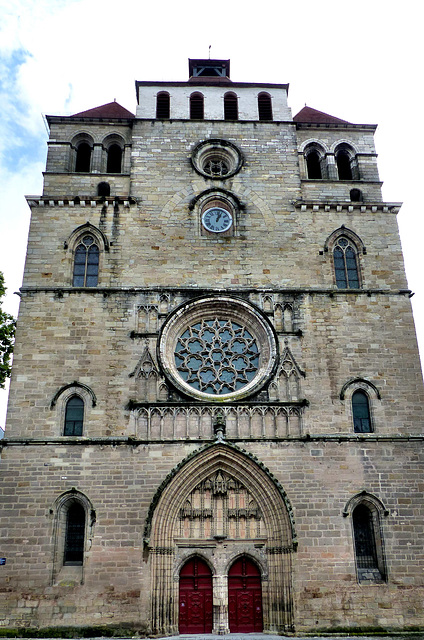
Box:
1, 58, 424, 634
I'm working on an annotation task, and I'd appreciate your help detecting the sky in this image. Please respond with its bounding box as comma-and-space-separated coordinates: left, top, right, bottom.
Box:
0, 0, 423, 428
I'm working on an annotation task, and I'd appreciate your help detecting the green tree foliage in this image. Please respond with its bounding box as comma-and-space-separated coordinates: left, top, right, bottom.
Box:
0, 272, 16, 389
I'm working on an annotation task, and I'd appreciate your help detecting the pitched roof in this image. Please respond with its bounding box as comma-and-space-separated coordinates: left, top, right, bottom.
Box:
293, 106, 350, 124
71, 101, 134, 119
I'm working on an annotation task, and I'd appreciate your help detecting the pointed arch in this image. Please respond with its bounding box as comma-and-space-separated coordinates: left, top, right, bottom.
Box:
146, 442, 296, 635
343, 491, 388, 583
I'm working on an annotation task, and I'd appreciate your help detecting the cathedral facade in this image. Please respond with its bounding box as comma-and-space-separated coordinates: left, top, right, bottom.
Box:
1, 59, 424, 633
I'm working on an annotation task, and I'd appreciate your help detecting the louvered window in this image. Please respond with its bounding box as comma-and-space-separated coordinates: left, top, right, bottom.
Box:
258, 93, 273, 120
156, 92, 170, 119
190, 93, 204, 120
224, 93, 238, 120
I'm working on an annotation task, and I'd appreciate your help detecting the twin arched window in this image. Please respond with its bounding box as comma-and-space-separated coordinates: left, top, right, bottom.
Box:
304, 143, 359, 181
73, 136, 124, 174
72, 234, 99, 287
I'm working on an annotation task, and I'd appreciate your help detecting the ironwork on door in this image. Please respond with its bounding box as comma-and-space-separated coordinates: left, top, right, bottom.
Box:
228, 556, 263, 632
179, 557, 213, 633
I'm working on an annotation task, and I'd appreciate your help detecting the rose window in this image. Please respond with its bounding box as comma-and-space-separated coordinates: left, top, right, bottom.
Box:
203, 159, 230, 177
158, 296, 278, 402
175, 318, 259, 395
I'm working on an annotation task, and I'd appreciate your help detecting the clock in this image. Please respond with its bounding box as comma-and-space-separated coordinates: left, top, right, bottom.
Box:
202, 207, 233, 233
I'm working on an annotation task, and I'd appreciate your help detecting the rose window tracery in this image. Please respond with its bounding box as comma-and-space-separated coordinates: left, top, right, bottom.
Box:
203, 158, 230, 177
175, 318, 259, 395
158, 296, 277, 402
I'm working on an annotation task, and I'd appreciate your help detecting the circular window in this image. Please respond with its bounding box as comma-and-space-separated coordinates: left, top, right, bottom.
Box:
191, 139, 243, 180
158, 297, 278, 401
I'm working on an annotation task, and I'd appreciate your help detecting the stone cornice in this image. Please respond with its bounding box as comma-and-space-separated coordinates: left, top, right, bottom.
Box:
293, 200, 401, 214
1, 434, 423, 448
26, 195, 136, 207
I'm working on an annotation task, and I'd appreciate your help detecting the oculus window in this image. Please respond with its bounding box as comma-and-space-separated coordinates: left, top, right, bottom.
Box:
158, 296, 277, 402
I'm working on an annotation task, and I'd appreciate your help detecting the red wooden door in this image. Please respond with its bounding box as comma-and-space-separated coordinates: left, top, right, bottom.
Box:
228, 556, 263, 632
179, 557, 213, 633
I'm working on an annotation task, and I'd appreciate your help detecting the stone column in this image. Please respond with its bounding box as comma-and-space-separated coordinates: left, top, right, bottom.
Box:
212, 573, 229, 634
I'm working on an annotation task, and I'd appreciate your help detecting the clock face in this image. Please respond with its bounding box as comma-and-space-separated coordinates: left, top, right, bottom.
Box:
202, 207, 233, 233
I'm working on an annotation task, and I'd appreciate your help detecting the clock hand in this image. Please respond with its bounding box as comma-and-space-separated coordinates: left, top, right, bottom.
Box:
216, 211, 222, 223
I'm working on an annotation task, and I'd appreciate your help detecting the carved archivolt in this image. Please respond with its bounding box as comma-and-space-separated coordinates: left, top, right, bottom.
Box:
147, 443, 295, 635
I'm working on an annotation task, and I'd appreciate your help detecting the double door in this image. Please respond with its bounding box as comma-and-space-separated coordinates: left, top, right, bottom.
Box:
179, 555, 262, 634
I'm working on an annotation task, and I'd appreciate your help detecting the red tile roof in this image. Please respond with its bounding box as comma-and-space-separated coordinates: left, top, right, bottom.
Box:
293, 106, 350, 124
71, 101, 134, 118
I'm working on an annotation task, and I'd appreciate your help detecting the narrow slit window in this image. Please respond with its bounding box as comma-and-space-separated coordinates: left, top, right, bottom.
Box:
352, 390, 372, 433
224, 93, 238, 120
73, 235, 99, 287
156, 92, 170, 119
75, 142, 91, 172
64, 502, 85, 565
64, 396, 84, 436
190, 93, 204, 120
258, 93, 273, 120
333, 237, 360, 288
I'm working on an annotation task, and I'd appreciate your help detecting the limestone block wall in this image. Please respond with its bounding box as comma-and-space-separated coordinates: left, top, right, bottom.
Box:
0, 439, 423, 630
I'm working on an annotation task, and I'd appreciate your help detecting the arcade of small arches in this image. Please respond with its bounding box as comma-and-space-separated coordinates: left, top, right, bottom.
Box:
301, 140, 362, 191
155, 90, 273, 121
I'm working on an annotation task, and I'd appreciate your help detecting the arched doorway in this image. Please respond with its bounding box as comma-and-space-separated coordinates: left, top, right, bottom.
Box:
228, 556, 263, 632
179, 557, 213, 633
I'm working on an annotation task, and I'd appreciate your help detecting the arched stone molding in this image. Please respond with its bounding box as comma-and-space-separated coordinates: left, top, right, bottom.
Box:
340, 378, 383, 434
50, 488, 96, 586
342, 490, 388, 518
146, 442, 296, 635
298, 138, 330, 154
65, 222, 110, 253
50, 381, 96, 437
340, 377, 381, 401
324, 226, 366, 254
329, 139, 360, 155
342, 490, 388, 583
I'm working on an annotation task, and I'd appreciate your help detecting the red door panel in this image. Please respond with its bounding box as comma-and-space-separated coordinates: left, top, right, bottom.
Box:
179, 557, 213, 633
228, 556, 263, 632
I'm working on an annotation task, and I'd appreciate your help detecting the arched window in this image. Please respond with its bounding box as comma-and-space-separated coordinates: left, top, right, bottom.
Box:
352, 504, 384, 580
64, 395, 84, 436
73, 234, 100, 287
258, 93, 273, 121
97, 181, 110, 197
224, 92, 238, 120
352, 390, 372, 433
190, 92, 204, 120
306, 150, 322, 178
75, 142, 91, 172
336, 148, 353, 180
106, 144, 122, 173
64, 502, 85, 565
333, 237, 360, 288
156, 92, 170, 119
